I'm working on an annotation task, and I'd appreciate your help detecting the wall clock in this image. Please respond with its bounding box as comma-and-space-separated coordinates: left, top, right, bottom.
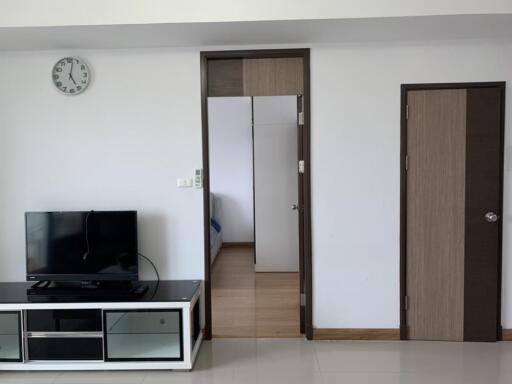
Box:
52, 57, 90, 95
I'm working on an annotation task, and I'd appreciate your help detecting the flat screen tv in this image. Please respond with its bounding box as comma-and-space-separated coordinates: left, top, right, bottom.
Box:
25, 211, 138, 282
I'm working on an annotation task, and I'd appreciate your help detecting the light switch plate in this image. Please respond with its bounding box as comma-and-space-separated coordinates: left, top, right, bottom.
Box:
177, 178, 187, 188
194, 169, 203, 188
177, 178, 193, 188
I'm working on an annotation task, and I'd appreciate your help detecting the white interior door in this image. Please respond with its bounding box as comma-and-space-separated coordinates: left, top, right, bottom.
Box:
254, 96, 299, 272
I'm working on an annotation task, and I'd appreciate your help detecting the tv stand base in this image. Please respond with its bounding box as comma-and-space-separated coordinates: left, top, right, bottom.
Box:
0, 280, 202, 371
28, 280, 148, 298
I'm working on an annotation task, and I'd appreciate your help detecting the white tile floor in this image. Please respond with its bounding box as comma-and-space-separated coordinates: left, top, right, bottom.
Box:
1, 339, 512, 383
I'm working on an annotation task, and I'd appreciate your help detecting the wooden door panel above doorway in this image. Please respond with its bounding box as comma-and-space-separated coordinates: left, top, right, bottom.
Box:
206, 57, 303, 97
243, 58, 304, 96
207, 59, 244, 97
403, 83, 505, 342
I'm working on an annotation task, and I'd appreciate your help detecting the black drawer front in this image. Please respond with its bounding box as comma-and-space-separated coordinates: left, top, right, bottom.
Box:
26, 310, 102, 332
28, 337, 103, 360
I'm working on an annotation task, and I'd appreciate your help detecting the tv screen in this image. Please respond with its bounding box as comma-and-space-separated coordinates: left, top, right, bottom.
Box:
26, 211, 138, 282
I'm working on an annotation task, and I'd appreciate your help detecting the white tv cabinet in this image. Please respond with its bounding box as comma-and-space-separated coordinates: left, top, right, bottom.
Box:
0, 280, 202, 371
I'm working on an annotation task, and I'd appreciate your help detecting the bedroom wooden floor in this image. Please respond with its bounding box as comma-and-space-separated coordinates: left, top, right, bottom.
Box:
212, 246, 301, 338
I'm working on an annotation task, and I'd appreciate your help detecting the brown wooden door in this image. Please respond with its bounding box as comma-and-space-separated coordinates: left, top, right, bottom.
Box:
405, 84, 504, 342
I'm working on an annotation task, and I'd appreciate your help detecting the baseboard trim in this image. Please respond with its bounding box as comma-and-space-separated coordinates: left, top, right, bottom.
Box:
502, 329, 512, 341
213, 334, 303, 339
222, 242, 255, 248
313, 328, 401, 341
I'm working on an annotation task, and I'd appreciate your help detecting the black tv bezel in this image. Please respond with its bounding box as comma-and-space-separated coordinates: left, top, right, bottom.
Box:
25, 210, 139, 283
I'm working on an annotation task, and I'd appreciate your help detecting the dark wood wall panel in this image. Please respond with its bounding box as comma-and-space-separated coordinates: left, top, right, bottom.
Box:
207, 59, 243, 97
464, 87, 503, 342
275, 58, 304, 95
242, 58, 275, 96
243, 58, 303, 96
207, 57, 303, 97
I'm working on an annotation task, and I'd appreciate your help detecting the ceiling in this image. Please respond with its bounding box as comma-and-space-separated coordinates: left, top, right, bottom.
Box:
0, 14, 511, 51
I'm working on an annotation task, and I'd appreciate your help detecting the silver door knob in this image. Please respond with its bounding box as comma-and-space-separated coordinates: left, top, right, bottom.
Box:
485, 212, 499, 223
291, 204, 299, 211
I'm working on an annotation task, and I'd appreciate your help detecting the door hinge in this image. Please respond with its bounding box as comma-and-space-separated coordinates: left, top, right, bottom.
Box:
406, 104, 409, 120
298, 111, 304, 125
300, 293, 306, 306
405, 155, 409, 171
404, 295, 409, 311
298, 160, 305, 174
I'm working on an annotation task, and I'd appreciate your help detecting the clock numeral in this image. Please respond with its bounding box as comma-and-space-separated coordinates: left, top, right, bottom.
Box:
81, 80, 87, 84
56, 82, 62, 87
70, 89, 76, 94
77, 86, 82, 91
56, 67, 62, 72
59, 61, 66, 66
81, 64, 86, 70
53, 74, 59, 80
83, 72, 87, 77
66, 58, 73, 64
62, 86, 67, 92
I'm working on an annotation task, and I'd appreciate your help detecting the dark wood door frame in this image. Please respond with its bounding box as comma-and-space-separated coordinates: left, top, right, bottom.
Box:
400, 81, 506, 341
200, 49, 313, 340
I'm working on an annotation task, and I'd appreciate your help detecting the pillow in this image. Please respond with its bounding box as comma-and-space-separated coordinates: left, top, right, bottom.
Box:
211, 218, 221, 233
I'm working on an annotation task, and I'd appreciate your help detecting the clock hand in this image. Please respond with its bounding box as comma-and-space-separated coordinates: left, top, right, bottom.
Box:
68, 60, 77, 85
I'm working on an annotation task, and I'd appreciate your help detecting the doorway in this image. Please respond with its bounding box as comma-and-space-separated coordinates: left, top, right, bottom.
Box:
201, 49, 312, 340
400, 82, 505, 342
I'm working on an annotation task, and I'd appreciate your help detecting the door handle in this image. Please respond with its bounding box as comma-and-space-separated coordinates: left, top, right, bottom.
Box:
485, 212, 499, 223
291, 204, 299, 211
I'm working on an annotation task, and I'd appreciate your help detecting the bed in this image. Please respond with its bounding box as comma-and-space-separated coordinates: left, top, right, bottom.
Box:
210, 193, 223, 264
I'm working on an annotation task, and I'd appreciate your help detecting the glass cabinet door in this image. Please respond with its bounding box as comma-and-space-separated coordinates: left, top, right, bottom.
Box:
0, 312, 22, 362
104, 309, 182, 361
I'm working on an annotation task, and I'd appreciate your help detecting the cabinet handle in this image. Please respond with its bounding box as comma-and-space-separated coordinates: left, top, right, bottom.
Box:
25, 331, 102, 338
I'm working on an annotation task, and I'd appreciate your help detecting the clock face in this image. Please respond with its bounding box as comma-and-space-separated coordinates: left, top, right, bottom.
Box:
52, 57, 90, 95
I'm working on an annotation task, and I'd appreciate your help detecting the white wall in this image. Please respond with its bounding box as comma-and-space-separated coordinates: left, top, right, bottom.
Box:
0, 48, 204, 281
1, 0, 512, 28
311, 40, 512, 328
208, 97, 254, 243
1, 39, 512, 329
